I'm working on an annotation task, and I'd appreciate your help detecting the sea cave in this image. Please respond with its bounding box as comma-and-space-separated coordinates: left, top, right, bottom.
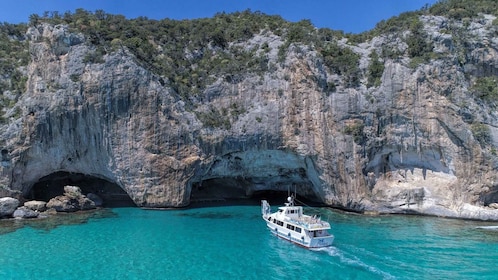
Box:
28, 171, 136, 207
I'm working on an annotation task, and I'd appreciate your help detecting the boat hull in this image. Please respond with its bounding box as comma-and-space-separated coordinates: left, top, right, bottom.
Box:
261, 199, 334, 249
266, 222, 334, 248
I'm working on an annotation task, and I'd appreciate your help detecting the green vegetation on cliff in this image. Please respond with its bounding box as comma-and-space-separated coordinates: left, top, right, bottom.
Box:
471, 122, 491, 146
30, 10, 292, 98
472, 77, 498, 103
27, 9, 366, 98
0, 23, 29, 123
367, 51, 384, 88
429, 0, 498, 19
1, 0, 498, 108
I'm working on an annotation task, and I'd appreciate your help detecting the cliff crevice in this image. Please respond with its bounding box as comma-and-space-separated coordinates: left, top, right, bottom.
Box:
1, 11, 498, 219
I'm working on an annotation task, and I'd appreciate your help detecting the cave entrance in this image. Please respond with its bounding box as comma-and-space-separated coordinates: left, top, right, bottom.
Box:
190, 178, 249, 205
190, 177, 322, 206
251, 190, 323, 206
29, 171, 136, 207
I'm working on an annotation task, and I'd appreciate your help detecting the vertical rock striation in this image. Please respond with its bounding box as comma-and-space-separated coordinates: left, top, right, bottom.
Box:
1, 13, 498, 220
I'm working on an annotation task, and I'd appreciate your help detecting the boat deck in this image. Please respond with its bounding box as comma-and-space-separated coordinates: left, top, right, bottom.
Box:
286, 215, 331, 230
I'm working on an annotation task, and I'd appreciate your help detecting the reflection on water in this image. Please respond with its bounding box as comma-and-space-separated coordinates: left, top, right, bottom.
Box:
0, 208, 117, 235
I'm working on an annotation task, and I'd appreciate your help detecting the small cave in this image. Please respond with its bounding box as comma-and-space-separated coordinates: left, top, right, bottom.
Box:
190, 176, 322, 206
480, 188, 498, 207
28, 171, 136, 207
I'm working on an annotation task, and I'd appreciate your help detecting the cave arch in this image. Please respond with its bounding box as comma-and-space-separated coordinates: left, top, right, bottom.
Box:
28, 171, 136, 207
188, 150, 325, 206
189, 177, 322, 206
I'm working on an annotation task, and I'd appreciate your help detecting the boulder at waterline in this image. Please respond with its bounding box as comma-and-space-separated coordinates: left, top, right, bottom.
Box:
0, 197, 19, 217
46, 186, 96, 212
47, 195, 79, 212
24, 200, 47, 212
86, 193, 103, 207
13, 206, 39, 219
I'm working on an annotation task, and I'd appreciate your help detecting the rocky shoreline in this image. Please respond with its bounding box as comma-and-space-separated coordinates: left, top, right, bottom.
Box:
4, 188, 498, 222
0, 185, 103, 220
2, 14, 498, 219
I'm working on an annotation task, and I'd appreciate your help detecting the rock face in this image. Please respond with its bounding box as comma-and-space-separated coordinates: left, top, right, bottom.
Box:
1, 14, 498, 220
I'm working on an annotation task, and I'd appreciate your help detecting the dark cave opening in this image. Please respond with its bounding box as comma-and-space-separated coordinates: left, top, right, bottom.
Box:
190, 177, 322, 206
250, 190, 323, 206
480, 188, 498, 207
29, 171, 136, 207
190, 178, 249, 204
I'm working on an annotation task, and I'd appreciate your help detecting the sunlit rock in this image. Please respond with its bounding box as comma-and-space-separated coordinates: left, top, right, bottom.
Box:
1, 15, 498, 220
47, 186, 96, 212
0, 197, 20, 218
24, 200, 47, 212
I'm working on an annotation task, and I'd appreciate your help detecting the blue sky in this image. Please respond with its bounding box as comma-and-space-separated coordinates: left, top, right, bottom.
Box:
0, 0, 439, 33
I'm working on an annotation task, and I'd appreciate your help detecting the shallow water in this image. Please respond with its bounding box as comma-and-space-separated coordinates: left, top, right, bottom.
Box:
1, 206, 498, 279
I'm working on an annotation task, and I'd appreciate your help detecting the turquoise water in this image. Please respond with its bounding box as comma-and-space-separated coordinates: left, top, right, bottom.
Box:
1, 206, 498, 279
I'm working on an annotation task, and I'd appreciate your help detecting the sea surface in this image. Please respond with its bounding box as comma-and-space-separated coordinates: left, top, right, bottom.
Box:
1, 204, 498, 279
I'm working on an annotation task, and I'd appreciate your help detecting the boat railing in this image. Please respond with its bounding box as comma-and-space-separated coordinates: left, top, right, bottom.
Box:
290, 215, 330, 229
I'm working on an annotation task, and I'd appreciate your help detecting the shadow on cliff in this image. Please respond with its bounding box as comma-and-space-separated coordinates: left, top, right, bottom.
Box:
28, 171, 136, 207
186, 189, 325, 209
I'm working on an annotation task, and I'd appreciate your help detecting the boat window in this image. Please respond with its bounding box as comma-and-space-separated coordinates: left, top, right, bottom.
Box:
294, 227, 301, 233
286, 224, 295, 230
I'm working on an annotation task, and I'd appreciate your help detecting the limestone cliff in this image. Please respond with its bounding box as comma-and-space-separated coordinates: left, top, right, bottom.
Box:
2, 10, 498, 220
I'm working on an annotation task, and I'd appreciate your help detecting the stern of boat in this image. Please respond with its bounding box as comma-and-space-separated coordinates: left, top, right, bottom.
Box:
310, 235, 334, 248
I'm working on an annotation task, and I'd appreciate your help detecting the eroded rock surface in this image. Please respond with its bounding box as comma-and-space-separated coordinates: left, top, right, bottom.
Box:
13, 206, 39, 219
1, 15, 498, 220
0, 197, 20, 217
46, 186, 96, 212
24, 200, 47, 212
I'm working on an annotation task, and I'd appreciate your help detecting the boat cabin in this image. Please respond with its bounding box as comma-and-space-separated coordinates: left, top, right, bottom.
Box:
277, 205, 302, 219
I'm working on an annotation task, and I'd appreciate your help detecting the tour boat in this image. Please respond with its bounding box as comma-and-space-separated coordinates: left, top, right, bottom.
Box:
261, 196, 334, 248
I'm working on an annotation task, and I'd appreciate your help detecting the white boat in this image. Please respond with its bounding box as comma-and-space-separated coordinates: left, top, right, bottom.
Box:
261, 196, 334, 248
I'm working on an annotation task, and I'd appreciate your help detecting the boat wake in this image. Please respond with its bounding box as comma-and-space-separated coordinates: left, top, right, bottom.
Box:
312, 246, 395, 280
476, 225, 498, 230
